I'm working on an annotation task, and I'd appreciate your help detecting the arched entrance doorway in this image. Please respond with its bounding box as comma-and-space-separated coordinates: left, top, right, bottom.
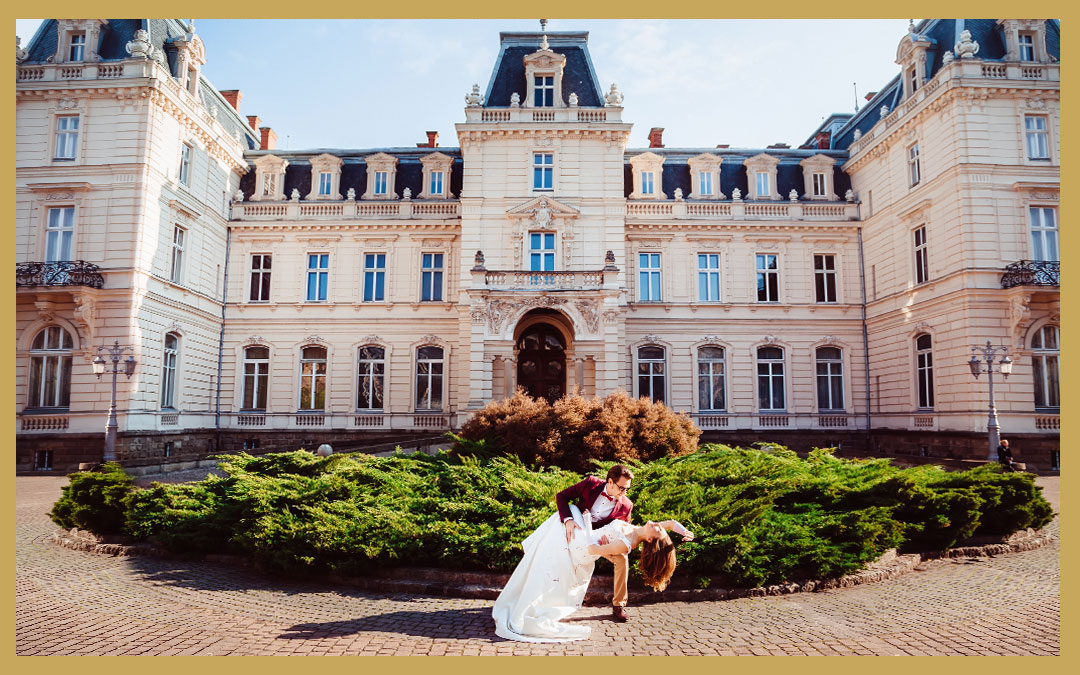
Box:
516, 323, 566, 402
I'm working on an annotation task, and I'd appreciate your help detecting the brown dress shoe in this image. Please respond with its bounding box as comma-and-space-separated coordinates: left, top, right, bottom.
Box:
612, 606, 629, 622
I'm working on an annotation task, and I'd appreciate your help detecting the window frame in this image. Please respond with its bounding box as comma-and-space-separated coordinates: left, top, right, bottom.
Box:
298, 345, 328, 411
814, 254, 838, 303
306, 253, 330, 303
755, 171, 770, 198
241, 346, 270, 411
533, 74, 555, 107
641, 171, 656, 196
161, 332, 179, 409
26, 326, 74, 410
908, 142, 921, 188
755, 253, 780, 303
696, 345, 726, 412
1018, 32, 1035, 61
318, 172, 333, 195
420, 252, 445, 302
68, 32, 86, 62
1024, 115, 1051, 161
914, 333, 935, 410
53, 115, 79, 161
698, 171, 713, 197
697, 253, 721, 302
170, 225, 186, 284
812, 172, 828, 198
44, 206, 75, 263
373, 170, 388, 196
913, 225, 929, 285
179, 143, 193, 187
415, 345, 445, 411
636, 345, 667, 405
528, 231, 556, 272
1029, 206, 1059, 261
815, 346, 845, 412
249, 253, 272, 303
638, 252, 662, 302
533, 152, 554, 191
756, 346, 786, 412
429, 170, 444, 197
362, 252, 387, 302
356, 345, 386, 411
1031, 325, 1060, 411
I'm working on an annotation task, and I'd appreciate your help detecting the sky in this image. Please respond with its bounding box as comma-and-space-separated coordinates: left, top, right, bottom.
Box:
16, 18, 914, 150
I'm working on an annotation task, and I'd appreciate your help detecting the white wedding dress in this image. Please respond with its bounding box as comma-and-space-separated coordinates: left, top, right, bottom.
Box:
492, 505, 635, 643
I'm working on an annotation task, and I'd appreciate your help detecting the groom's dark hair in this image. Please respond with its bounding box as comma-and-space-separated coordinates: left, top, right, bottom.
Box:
606, 465, 634, 482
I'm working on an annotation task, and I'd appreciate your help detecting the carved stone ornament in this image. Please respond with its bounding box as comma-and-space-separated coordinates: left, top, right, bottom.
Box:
485, 297, 567, 335
305, 335, 325, 344
604, 83, 624, 107
510, 92, 520, 107
674, 188, 684, 201
362, 335, 383, 344
602, 309, 620, 325
125, 29, 154, 59
533, 202, 553, 228
16, 36, 27, 64
420, 334, 442, 345
168, 321, 183, 333
1025, 97, 1047, 110
732, 188, 742, 201
642, 334, 662, 345
955, 30, 980, 59
72, 295, 96, 343
789, 189, 799, 202
942, 50, 955, 65
880, 105, 890, 119
402, 187, 412, 200
568, 92, 578, 107
853, 129, 862, 141
58, 97, 78, 110
290, 188, 300, 202
1010, 294, 1033, 346
465, 83, 485, 107
821, 335, 838, 345
702, 335, 723, 344
347, 187, 356, 201
233, 189, 245, 202
574, 299, 601, 333
763, 335, 781, 345
472, 250, 486, 270
247, 335, 266, 343
845, 189, 855, 202
604, 250, 617, 270
34, 298, 56, 323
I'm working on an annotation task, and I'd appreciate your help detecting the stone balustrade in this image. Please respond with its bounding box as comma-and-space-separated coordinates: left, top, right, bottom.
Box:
626, 200, 858, 221
233, 199, 460, 221
465, 106, 623, 124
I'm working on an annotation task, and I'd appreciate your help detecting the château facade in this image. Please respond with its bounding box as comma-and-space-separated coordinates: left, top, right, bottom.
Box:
15, 19, 1061, 473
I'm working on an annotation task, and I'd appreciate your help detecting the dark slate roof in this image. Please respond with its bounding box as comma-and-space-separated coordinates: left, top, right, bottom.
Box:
485, 32, 604, 107
624, 149, 850, 201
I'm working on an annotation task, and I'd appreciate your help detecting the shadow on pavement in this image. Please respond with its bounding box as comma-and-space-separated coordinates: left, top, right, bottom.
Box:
277, 606, 499, 640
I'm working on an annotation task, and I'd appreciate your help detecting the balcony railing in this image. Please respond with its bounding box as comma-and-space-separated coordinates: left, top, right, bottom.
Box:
625, 199, 858, 221
232, 199, 459, 221
465, 106, 623, 124
484, 270, 605, 290
16, 260, 104, 289
1001, 260, 1060, 289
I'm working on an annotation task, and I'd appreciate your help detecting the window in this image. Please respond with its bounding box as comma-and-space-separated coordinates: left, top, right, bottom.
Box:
814, 254, 837, 303
421, 253, 444, 302
249, 254, 271, 302
1031, 325, 1059, 410
306, 254, 329, 302
697, 346, 725, 411
697, 254, 721, 302
53, 116, 79, 160
1025, 116, 1050, 160
69, 33, 85, 61
756, 254, 780, 302
1030, 207, 1058, 261
534, 75, 554, 107
164, 441, 174, 458
1051, 450, 1060, 471
318, 172, 332, 195
638, 253, 662, 302
261, 173, 277, 198
1018, 33, 1035, 61
907, 66, 919, 95
357, 346, 385, 410
241, 346, 269, 410
533, 153, 553, 190
186, 67, 198, 95
812, 172, 827, 198
170, 226, 186, 284
415, 346, 444, 410
26, 326, 73, 409
373, 171, 388, 196
161, 332, 179, 409
908, 143, 921, 187
637, 346, 666, 404
757, 346, 785, 411
363, 253, 386, 302
430, 171, 444, 196
179, 144, 192, 187
915, 334, 934, 409
641, 171, 656, 196
529, 232, 556, 272
298, 346, 327, 410
913, 226, 929, 284
698, 171, 713, 196
815, 347, 844, 411
755, 172, 770, 197
45, 207, 75, 262
34, 450, 53, 471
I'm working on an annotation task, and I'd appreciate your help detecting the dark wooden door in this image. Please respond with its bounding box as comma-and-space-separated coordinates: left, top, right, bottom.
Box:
516, 324, 566, 402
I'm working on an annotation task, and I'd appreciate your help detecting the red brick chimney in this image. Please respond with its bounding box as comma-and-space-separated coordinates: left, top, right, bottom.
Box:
219, 89, 242, 111
416, 130, 439, 148
648, 127, 664, 148
246, 115, 261, 132
864, 91, 878, 101
816, 131, 832, 149
259, 126, 277, 151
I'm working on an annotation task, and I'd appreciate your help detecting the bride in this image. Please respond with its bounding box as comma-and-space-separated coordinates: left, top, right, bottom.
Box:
492, 504, 693, 643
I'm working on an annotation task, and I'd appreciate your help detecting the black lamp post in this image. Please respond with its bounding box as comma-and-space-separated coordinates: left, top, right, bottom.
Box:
968, 341, 1013, 461
92, 340, 137, 462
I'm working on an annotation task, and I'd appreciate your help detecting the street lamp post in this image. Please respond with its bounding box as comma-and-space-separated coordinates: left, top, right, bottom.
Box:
968, 341, 1013, 461
92, 340, 137, 463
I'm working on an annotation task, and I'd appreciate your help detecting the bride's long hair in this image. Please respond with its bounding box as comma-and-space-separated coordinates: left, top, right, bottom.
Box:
639, 530, 677, 591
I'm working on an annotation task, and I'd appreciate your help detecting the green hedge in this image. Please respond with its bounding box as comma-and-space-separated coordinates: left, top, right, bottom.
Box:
49, 445, 1054, 587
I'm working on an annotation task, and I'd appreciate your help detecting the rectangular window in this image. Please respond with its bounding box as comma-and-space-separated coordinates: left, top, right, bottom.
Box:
249, 254, 271, 302
907, 66, 919, 95
1030, 207, 1059, 261
363, 253, 386, 302
755, 172, 770, 197
697, 347, 726, 411
756, 253, 780, 302
812, 172, 827, 197
1018, 33, 1035, 61
697, 253, 721, 302
306, 253, 329, 302
698, 172, 713, 196
908, 143, 921, 187
34, 450, 53, 471
357, 347, 385, 410
534, 75, 554, 107
170, 226, 185, 284
421, 253, 444, 302
529, 232, 556, 272
187, 67, 198, 95
430, 171, 444, 196
637, 346, 666, 404
261, 173, 276, 198
242, 347, 269, 410
179, 143, 192, 187
318, 172, 332, 195
757, 350, 786, 411
638, 253, 662, 302
913, 226, 929, 284
814, 254, 837, 303
916, 335, 934, 409
416, 346, 444, 410
161, 335, 178, 409
53, 116, 79, 160
374, 171, 388, 195
69, 33, 85, 62
1025, 116, 1050, 160
533, 153, 553, 190
45, 207, 75, 262
641, 171, 655, 196
815, 348, 845, 411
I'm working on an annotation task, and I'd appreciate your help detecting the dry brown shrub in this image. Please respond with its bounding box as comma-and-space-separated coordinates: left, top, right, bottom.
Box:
456, 389, 700, 471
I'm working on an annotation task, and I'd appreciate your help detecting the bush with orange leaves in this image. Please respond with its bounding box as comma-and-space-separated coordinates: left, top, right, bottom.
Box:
453, 390, 701, 472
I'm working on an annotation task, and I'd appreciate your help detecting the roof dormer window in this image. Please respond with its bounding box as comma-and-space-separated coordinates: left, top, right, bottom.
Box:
523, 37, 567, 109
1019, 33, 1035, 61
687, 153, 724, 200
799, 154, 837, 201
251, 154, 288, 202
68, 33, 85, 62
363, 153, 398, 200
998, 20, 1049, 64
534, 75, 555, 107
54, 20, 106, 64
629, 152, 666, 200
419, 152, 454, 199
743, 153, 781, 201
307, 153, 343, 200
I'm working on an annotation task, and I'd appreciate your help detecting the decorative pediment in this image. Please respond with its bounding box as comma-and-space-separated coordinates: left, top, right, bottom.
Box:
506, 194, 580, 221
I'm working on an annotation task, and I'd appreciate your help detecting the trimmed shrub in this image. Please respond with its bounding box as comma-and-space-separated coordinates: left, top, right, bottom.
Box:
48, 462, 134, 535
454, 390, 700, 472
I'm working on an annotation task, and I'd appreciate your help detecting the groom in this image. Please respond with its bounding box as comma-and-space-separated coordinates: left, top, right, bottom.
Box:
555, 465, 634, 623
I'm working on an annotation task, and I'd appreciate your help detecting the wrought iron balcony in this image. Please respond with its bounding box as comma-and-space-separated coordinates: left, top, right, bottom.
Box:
1001, 260, 1060, 289
16, 261, 104, 289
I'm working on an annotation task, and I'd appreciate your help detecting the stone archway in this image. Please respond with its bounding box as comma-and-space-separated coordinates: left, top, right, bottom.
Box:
516, 323, 566, 402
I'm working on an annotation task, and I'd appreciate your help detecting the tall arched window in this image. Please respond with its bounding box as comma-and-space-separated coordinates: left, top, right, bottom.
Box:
1031, 325, 1059, 410
357, 345, 385, 410
697, 346, 725, 411
242, 346, 269, 410
757, 346, 785, 411
637, 345, 666, 404
915, 334, 934, 409
815, 347, 844, 411
27, 326, 74, 409
161, 332, 179, 409
416, 346, 444, 410
299, 346, 327, 410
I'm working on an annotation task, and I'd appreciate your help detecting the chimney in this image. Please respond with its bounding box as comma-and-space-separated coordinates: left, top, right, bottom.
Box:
648, 127, 665, 148
864, 91, 878, 101
259, 126, 277, 151
416, 130, 439, 148
219, 89, 243, 111
246, 115, 261, 132
715, 144, 730, 149
816, 131, 832, 149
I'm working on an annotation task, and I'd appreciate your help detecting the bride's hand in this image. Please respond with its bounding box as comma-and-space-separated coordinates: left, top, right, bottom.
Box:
597, 535, 610, 546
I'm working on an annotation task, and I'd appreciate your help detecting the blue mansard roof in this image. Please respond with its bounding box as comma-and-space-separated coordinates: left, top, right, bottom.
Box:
484, 32, 605, 107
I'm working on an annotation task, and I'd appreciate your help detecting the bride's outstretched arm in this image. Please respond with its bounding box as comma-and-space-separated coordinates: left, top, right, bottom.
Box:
658, 520, 694, 540
586, 539, 630, 557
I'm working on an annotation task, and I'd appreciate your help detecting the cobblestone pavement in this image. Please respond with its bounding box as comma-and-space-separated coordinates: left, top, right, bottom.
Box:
16, 473, 1060, 656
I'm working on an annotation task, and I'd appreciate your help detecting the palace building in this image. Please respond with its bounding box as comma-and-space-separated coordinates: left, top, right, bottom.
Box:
15, 19, 1061, 472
